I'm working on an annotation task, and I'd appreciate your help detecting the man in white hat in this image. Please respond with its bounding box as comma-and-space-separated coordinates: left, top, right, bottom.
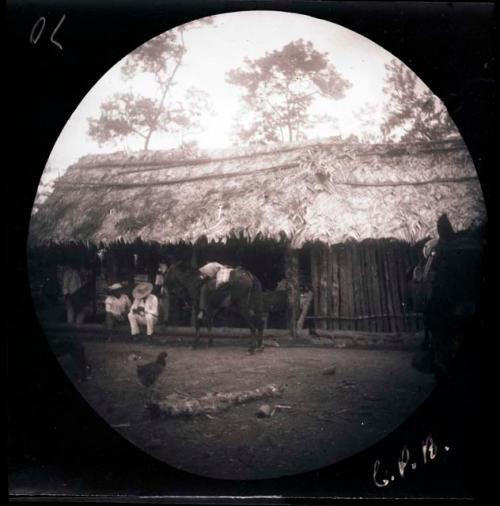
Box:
128, 282, 159, 338
104, 283, 131, 331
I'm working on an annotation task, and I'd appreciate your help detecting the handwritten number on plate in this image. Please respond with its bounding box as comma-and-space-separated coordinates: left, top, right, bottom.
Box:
30, 17, 46, 44
30, 15, 65, 50
50, 15, 65, 50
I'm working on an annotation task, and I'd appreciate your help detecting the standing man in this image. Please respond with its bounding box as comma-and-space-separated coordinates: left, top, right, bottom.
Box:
154, 262, 170, 324
128, 282, 159, 339
60, 262, 82, 324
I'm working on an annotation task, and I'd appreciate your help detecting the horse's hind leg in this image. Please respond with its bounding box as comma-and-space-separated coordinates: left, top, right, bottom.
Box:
231, 301, 254, 352
255, 313, 264, 351
257, 329, 264, 351
237, 306, 257, 353
248, 330, 257, 354
192, 321, 201, 350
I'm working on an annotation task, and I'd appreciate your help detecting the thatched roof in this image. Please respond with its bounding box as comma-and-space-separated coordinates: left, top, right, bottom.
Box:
29, 138, 486, 248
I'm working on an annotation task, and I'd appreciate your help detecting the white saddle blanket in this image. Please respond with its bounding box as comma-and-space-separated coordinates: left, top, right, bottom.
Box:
215, 267, 232, 287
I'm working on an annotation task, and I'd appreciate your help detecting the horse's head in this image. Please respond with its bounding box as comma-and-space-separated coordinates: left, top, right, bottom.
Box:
430, 213, 484, 314
164, 261, 202, 298
163, 261, 183, 289
422, 215, 485, 376
409, 214, 455, 288
402, 236, 435, 313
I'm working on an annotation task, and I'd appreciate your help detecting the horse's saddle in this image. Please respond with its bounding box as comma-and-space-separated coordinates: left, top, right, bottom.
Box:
215, 266, 253, 288
215, 267, 233, 287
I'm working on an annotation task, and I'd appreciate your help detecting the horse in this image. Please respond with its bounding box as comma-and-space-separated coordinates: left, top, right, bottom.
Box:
403, 237, 436, 353
411, 214, 484, 378
164, 262, 265, 353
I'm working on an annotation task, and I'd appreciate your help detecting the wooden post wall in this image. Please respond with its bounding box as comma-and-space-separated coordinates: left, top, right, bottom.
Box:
318, 246, 328, 330
284, 245, 300, 337
307, 240, 421, 333
190, 245, 198, 327
310, 246, 319, 326
330, 247, 340, 331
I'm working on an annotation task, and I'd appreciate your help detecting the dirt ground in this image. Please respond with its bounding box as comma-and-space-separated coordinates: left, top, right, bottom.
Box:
62, 338, 435, 480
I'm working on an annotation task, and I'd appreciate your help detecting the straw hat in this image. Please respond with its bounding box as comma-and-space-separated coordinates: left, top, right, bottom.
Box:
108, 283, 123, 292
132, 282, 153, 300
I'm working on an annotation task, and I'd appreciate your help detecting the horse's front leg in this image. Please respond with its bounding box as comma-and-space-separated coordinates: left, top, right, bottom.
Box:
207, 311, 214, 347
422, 326, 432, 351
192, 290, 202, 350
207, 307, 222, 347
250, 308, 265, 352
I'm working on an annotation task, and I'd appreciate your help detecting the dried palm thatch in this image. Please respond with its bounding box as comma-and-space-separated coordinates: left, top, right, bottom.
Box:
29, 139, 486, 247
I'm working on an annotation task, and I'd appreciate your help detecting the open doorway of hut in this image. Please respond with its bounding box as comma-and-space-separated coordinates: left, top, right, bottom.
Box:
197, 238, 289, 329
27, 238, 315, 331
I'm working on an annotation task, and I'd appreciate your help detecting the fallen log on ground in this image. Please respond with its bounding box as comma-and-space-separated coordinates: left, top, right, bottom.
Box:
147, 384, 285, 417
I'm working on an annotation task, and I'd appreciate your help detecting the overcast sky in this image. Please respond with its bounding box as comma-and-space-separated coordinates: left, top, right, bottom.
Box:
44, 11, 428, 181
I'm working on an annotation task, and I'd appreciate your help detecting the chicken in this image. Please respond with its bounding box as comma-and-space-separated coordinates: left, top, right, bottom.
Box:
137, 351, 168, 388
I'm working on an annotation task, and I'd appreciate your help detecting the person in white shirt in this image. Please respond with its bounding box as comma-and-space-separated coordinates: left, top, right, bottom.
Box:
104, 283, 131, 331
60, 264, 82, 324
59, 263, 93, 326
128, 282, 159, 338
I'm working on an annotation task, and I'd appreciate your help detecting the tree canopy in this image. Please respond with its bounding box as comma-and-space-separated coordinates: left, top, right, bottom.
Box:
88, 19, 213, 151
227, 39, 351, 144
380, 59, 459, 142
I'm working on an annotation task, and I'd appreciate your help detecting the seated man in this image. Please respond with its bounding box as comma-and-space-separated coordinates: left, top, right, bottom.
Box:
197, 261, 232, 320
128, 282, 159, 339
104, 283, 131, 333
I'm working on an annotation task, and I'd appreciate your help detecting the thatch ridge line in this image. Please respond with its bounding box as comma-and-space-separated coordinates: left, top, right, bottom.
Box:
78, 150, 298, 172
75, 139, 467, 173
57, 162, 300, 189
56, 171, 480, 191
316, 175, 480, 188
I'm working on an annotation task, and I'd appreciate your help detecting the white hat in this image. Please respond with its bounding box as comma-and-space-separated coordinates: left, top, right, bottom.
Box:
132, 282, 153, 299
108, 283, 123, 291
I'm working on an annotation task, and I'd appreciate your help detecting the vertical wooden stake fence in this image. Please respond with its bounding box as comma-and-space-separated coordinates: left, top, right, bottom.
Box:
285, 245, 300, 337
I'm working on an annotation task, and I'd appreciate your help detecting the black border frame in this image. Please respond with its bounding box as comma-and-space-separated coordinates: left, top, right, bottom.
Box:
7, 1, 493, 502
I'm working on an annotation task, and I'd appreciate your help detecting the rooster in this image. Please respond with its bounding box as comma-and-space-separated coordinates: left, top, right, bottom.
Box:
137, 351, 168, 389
